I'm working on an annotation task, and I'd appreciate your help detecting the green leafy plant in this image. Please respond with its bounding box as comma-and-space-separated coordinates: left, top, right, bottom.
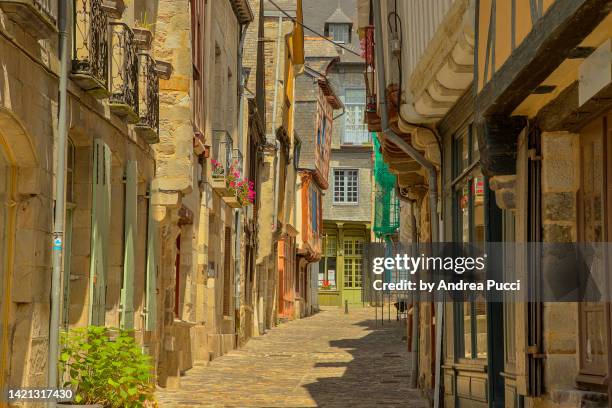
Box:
60, 326, 157, 408
226, 162, 241, 194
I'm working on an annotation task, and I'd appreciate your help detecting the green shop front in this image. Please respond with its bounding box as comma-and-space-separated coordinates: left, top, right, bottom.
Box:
318, 222, 369, 306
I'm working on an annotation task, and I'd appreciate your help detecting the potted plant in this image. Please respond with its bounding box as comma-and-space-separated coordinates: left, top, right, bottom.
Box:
210, 159, 230, 195
223, 165, 243, 207
59, 326, 157, 408
211, 159, 225, 178
235, 179, 256, 206
133, 12, 155, 50
321, 280, 332, 290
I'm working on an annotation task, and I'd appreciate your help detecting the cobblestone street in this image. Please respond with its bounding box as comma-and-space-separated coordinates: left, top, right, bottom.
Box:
156, 307, 428, 407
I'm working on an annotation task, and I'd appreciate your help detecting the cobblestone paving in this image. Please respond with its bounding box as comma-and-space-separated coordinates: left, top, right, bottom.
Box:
156, 307, 428, 407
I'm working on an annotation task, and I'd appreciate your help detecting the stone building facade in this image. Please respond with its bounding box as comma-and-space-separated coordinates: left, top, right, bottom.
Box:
0, 0, 162, 394
0, 0, 315, 399
152, 0, 255, 388
302, 1, 373, 308
294, 50, 342, 318
259, 0, 304, 323
363, 0, 612, 407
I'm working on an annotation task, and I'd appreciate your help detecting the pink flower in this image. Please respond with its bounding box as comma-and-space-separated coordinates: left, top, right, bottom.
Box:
229, 181, 236, 187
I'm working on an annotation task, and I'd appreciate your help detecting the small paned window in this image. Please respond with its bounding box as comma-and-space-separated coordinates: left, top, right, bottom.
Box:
333, 169, 358, 204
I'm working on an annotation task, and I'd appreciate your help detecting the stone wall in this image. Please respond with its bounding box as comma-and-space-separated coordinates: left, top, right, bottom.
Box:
540, 131, 580, 396
324, 149, 372, 223
0, 6, 156, 392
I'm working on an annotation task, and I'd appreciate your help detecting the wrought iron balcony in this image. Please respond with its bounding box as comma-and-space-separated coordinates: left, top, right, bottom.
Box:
134, 53, 159, 144
0, 0, 57, 38
108, 22, 139, 123
232, 148, 244, 175
71, 0, 109, 98
212, 130, 234, 178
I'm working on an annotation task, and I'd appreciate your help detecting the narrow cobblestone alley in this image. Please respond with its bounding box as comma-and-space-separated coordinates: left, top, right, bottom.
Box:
156, 307, 428, 407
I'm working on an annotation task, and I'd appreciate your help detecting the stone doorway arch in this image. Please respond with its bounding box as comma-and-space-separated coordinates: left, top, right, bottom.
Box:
0, 107, 40, 390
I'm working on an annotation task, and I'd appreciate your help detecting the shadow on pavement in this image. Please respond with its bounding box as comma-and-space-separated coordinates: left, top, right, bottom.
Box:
303, 318, 427, 408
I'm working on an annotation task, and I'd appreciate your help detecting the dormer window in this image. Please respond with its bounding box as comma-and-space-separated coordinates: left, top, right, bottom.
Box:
324, 6, 353, 44
326, 23, 351, 44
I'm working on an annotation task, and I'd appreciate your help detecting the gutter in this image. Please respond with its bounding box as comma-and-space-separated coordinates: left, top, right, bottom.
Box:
372, 3, 442, 407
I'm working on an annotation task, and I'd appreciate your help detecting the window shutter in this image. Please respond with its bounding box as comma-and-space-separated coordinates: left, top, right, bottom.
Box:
223, 226, 232, 316
89, 139, 111, 326
145, 184, 158, 331
62, 209, 74, 328
120, 161, 137, 329
514, 127, 544, 396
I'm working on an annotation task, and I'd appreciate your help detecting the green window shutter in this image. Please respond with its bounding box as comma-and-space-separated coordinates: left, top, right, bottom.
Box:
145, 185, 158, 331
62, 208, 74, 328
89, 139, 111, 326
120, 161, 137, 329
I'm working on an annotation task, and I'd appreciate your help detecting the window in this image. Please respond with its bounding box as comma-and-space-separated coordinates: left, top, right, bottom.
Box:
343, 238, 364, 288
319, 235, 337, 289
327, 23, 350, 43
320, 115, 327, 147
577, 116, 609, 382
310, 187, 318, 233
333, 169, 358, 204
190, 0, 204, 129
343, 89, 370, 145
452, 125, 487, 360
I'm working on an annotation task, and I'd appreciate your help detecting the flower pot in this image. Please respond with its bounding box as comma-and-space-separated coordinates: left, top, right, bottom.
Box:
155, 60, 174, 80
211, 177, 229, 196
222, 195, 242, 208
101, 0, 125, 19
133, 28, 153, 50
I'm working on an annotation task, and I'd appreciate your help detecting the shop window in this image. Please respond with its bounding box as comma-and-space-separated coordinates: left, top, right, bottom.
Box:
452, 125, 487, 360
319, 235, 337, 289
343, 238, 364, 288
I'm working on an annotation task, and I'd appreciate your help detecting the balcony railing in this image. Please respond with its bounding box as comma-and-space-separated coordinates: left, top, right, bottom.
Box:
134, 53, 159, 144
71, 0, 109, 97
0, 0, 57, 38
232, 148, 243, 175
108, 22, 139, 123
212, 130, 233, 178
342, 129, 371, 145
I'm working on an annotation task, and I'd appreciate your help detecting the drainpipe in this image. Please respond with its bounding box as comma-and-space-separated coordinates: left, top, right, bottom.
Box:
49, 0, 71, 400
396, 187, 420, 387
372, 3, 442, 407
270, 15, 283, 232
235, 20, 250, 314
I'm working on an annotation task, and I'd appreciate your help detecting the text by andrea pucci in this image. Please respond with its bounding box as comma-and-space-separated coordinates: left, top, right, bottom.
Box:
361, 242, 612, 303
370, 253, 521, 293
